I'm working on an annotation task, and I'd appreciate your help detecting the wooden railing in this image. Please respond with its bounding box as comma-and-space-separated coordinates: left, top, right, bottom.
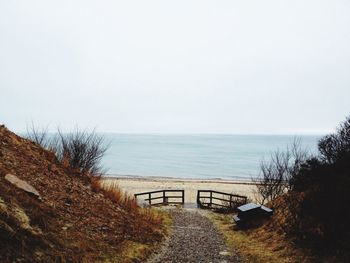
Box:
134, 190, 185, 206
197, 190, 247, 211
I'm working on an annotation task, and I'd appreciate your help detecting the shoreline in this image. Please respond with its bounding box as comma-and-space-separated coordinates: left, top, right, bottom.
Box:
102, 174, 258, 185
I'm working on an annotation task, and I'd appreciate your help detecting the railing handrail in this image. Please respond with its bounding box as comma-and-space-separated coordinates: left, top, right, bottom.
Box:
134, 189, 184, 197
197, 190, 247, 210
134, 189, 185, 206
197, 190, 247, 200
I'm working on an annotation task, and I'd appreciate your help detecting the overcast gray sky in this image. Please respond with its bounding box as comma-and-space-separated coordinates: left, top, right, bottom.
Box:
1, 0, 349, 134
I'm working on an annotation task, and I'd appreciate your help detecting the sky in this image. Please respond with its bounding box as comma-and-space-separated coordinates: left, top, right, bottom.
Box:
1, 0, 349, 134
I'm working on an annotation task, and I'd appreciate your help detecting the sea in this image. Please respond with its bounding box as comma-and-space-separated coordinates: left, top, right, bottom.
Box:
102, 134, 322, 181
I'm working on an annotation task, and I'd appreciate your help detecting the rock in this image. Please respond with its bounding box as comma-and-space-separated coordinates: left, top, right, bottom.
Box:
219, 251, 231, 256
62, 223, 73, 231
5, 174, 42, 200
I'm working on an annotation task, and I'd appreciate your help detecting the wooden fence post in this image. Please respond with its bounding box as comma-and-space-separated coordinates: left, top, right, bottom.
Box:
210, 191, 212, 207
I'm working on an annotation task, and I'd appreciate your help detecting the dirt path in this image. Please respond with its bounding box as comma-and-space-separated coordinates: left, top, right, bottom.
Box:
147, 208, 241, 263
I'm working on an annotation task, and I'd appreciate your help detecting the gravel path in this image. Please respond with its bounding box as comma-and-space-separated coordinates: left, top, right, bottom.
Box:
147, 208, 241, 263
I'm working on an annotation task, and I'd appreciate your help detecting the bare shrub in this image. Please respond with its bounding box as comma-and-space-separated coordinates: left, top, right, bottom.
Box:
253, 138, 309, 204
26, 125, 109, 177
55, 128, 109, 176
26, 122, 52, 149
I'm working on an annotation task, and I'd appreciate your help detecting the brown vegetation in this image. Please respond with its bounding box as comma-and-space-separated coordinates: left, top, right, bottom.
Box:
222, 115, 350, 262
0, 125, 167, 262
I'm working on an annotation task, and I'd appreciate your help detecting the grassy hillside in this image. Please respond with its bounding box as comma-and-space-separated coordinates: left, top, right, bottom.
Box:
0, 125, 167, 262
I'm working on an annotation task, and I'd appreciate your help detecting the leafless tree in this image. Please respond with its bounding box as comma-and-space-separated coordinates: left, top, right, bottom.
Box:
318, 116, 350, 164
253, 138, 309, 204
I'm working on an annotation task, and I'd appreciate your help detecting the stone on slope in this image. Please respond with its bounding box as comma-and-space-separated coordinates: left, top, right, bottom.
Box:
5, 174, 42, 200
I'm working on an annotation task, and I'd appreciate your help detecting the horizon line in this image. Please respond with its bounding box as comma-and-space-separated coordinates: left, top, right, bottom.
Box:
15, 130, 331, 136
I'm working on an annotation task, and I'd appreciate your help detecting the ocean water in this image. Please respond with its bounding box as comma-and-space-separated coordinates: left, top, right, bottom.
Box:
102, 134, 322, 181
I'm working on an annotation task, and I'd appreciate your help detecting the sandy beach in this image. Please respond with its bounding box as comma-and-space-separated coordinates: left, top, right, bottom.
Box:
103, 176, 258, 204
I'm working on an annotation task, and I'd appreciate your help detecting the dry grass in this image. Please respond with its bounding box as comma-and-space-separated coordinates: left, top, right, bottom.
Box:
118, 241, 150, 263
91, 178, 139, 212
90, 177, 169, 224
90, 177, 172, 262
207, 212, 313, 263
